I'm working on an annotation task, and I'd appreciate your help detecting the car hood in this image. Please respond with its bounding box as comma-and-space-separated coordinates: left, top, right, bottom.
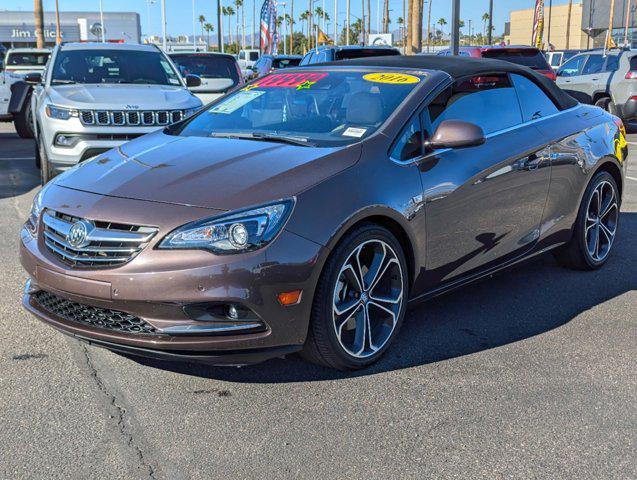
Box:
45, 84, 201, 110
55, 131, 361, 210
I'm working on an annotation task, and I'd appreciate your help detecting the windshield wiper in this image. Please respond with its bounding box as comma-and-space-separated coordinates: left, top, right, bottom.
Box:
51, 79, 77, 85
210, 132, 317, 147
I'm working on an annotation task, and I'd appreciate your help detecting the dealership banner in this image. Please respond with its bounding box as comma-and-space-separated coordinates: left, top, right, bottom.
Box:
259, 0, 278, 54
531, 0, 544, 49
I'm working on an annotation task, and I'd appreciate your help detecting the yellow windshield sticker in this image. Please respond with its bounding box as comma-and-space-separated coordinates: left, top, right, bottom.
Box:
363, 72, 421, 84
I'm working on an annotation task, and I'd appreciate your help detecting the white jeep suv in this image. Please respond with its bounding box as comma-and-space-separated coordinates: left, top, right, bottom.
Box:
33, 42, 203, 184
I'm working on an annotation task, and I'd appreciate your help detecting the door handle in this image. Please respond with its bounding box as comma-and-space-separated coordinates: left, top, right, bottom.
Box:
516, 155, 542, 171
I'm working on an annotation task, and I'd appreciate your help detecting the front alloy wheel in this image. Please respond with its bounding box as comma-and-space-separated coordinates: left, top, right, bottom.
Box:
333, 240, 403, 358
302, 225, 408, 370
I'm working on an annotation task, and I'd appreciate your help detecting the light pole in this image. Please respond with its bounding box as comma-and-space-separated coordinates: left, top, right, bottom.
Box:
192, 0, 197, 49
487, 0, 493, 45
334, 0, 338, 44
346, 0, 350, 45
450, 0, 460, 55
281, 2, 287, 54
161, 0, 167, 50
99, 0, 106, 42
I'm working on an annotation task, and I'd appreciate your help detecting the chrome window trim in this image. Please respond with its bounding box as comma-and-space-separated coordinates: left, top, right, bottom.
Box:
391, 104, 583, 166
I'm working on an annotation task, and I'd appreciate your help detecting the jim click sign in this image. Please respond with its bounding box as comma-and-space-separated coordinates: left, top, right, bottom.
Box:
0, 25, 80, 43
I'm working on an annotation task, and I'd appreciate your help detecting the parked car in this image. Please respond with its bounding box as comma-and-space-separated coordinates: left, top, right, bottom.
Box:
436, 46, 556, 80
247, 54, 302, 79
237, 48, 260, 76
3, 48, 50, 74
20, 56, 626, 370
0, 48, 51, 138
169, 52, 244, 103
299, 45, 400, 65
30, 42, 203, 184
555, 48, 637, 121
546, 49, 583, 69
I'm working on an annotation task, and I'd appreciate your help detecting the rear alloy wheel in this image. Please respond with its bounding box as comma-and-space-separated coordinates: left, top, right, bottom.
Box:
302, 225, 408, 370
595, 97, 617, 116
554, 171, 619, 270
13, 93, 34, 139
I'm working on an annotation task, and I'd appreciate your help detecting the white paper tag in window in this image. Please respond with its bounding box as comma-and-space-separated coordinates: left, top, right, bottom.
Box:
209, 90, 264, 114
342, 127, 367, 138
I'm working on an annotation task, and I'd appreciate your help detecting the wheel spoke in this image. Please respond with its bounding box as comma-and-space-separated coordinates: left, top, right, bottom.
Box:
369, 291, 402, 305
352, 308, 367, 356
364, 305, 381, 353
369, 257, 399, 295
599, 221, 615, 243
368, 300, 397, 324
595, 186, 602, 216
334, 297, 359, 316
362, 244, 387, 291
336, 304, 362, 334
341, 263, 363, 293
600, 201, 617, 220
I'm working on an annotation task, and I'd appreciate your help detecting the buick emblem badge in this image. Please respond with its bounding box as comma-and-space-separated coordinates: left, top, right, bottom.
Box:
67, 220, 93, 249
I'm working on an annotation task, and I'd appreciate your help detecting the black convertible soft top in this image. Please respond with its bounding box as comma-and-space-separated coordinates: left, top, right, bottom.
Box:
318, 55, 578, 111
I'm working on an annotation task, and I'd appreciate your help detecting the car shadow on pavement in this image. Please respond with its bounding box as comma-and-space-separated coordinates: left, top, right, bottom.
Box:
132, 211, 637, 383
0, 134, 39, 200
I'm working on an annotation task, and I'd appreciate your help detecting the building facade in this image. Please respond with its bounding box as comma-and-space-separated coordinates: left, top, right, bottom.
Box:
505, 2, 587, 50
582, 0, 637, 48
0, 11, 141, 49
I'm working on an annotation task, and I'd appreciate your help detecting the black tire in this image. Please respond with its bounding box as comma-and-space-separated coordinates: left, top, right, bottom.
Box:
301, 224, 409, 370
595, 96, 617, 116
38, 137, 51, 185
554, 171, 620, 270
34, 126, 41, 169
13, 93, 34, 139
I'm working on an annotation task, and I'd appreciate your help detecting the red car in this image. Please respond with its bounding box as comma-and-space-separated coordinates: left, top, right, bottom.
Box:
436, 46, 556, 81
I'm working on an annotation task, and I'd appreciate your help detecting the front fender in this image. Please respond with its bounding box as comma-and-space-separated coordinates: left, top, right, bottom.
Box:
9, 81, 32, 114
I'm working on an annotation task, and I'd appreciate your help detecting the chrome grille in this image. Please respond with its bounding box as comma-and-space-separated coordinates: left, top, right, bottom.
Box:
42, 210, 158, 268
79, 109, 185, 127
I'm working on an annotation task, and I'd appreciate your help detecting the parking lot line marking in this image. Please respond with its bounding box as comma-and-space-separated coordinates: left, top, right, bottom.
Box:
0, 157, 34, 161
627, 176, 637, 182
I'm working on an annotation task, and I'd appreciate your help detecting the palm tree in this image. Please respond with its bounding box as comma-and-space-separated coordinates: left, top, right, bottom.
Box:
234, 0, 243, 50
314, 7, 329, 33
481, 13, 489, 38
300, 10, 310, 41
223, 6, 235, 46
289, 0, 295, 55
198, 15, 206, 45
397, 16, 404, 45
437, 17, 447, 40
204, 22, 214, 49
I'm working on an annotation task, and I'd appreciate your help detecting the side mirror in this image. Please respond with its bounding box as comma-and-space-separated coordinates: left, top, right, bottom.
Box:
185, 74, 201, 87
24, 72, 42, 84
425, 120, 485, 150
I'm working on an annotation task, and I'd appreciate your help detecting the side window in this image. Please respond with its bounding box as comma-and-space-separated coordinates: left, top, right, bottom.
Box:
315, 51, 329, 63
605, 55, 619, 72
511, 74, 559, 121
239, 51, 245, 60
582, 54, 604, 75
558, 55, 585, 77
391, 114, 423, 162
428, 74, 522, 135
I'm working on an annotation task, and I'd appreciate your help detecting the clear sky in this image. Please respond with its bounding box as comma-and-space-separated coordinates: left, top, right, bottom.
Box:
2, 0, 579, 38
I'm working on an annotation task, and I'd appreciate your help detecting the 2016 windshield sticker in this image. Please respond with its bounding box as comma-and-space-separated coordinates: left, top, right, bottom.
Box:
363, 72, 421, 84
246, 72, 328, 89
209, 90, 264, 114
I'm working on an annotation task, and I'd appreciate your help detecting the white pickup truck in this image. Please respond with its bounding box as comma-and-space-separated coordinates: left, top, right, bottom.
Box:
0, 48, 50, 138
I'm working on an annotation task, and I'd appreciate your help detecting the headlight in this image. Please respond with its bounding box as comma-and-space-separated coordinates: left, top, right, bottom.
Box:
159, 199, 294, 254
45, 104, 78, 120
27, 186, 47, 233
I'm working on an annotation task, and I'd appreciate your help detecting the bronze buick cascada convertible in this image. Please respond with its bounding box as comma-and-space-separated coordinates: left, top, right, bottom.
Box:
21, 56, 628, 370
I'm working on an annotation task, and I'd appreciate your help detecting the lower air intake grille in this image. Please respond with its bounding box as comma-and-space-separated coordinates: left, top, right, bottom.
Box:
33, 290, 159, 335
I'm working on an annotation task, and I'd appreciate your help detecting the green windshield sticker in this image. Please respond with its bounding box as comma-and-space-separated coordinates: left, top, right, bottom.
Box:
209, 90, 264, 114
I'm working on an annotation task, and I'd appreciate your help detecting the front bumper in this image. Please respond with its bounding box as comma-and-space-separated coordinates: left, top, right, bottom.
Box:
39, 116, 163, 172
20, 187, 329, 365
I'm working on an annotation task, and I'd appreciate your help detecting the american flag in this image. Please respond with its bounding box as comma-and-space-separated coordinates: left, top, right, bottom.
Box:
260, 0, 278, 55
531, 0, 544, 49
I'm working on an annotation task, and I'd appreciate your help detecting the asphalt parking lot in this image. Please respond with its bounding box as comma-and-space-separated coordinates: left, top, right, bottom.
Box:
0, 122, 635, 479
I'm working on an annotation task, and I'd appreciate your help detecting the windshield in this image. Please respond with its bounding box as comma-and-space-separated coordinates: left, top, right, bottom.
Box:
173, 70, 426, 147
272, 57, 301, 68
482, 49, 550, 70
170, 54, 241, 87
51, 49, 182, 86
6, 52, 49, 67
335, 49, 399, 61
